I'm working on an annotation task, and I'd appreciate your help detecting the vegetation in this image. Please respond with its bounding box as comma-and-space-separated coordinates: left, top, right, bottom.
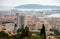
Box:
24, 35, 41, 39
50, 28, 60, 36
0, 24, 46, 39
40, 24, 46, 39
25, 26, 29, 37
54, 31, 60, 36
0, 31, 9, 39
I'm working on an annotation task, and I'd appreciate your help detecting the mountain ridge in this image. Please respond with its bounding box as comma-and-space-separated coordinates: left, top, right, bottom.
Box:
15, 4, 60, 9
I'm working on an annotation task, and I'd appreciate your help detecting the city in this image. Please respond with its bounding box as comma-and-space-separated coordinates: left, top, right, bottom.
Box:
0, 9, 60, 39
0, 0, 60, 39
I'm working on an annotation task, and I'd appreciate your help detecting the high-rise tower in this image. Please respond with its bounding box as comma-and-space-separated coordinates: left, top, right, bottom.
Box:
16, 13, 19, 28
16, 13, 26, 29
19, 14, 25, 28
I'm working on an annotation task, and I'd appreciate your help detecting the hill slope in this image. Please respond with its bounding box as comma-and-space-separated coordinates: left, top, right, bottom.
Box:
15, 4, 60, 9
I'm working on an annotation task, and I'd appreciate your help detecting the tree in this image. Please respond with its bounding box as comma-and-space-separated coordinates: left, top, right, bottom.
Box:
0, 31, 9, 39
13, 24, 17, 33
40, 24, 46, 39
18, 25, 25, 39
17, 28, 21, 33
25, 26, 29, 37
21, 25, 25, 37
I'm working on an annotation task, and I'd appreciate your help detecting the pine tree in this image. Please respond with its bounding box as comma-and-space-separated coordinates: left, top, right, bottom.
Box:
25, 26, 29, 37
18, 25, 25, 39
40, 24, 46, 39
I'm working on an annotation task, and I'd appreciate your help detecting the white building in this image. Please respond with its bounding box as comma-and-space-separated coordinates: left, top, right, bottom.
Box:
16, 13, 26, 29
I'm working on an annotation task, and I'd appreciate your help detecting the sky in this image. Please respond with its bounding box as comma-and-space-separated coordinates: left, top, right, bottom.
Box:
0, 0, 60, 10
0, 0, 60, 17
0, 0, 60, 7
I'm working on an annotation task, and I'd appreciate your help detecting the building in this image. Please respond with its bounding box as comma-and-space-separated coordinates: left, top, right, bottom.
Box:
16, 13, 26, 29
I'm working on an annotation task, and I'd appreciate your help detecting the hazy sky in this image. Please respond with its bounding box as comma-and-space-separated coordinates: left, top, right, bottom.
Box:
0, 0, 60, 7
0, 0, 60, 17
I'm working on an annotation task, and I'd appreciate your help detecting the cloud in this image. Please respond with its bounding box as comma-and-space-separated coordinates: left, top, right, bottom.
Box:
47, 14, 60, 17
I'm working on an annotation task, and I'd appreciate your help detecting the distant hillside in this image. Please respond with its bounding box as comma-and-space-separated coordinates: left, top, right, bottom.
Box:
15, 4, 60, 9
